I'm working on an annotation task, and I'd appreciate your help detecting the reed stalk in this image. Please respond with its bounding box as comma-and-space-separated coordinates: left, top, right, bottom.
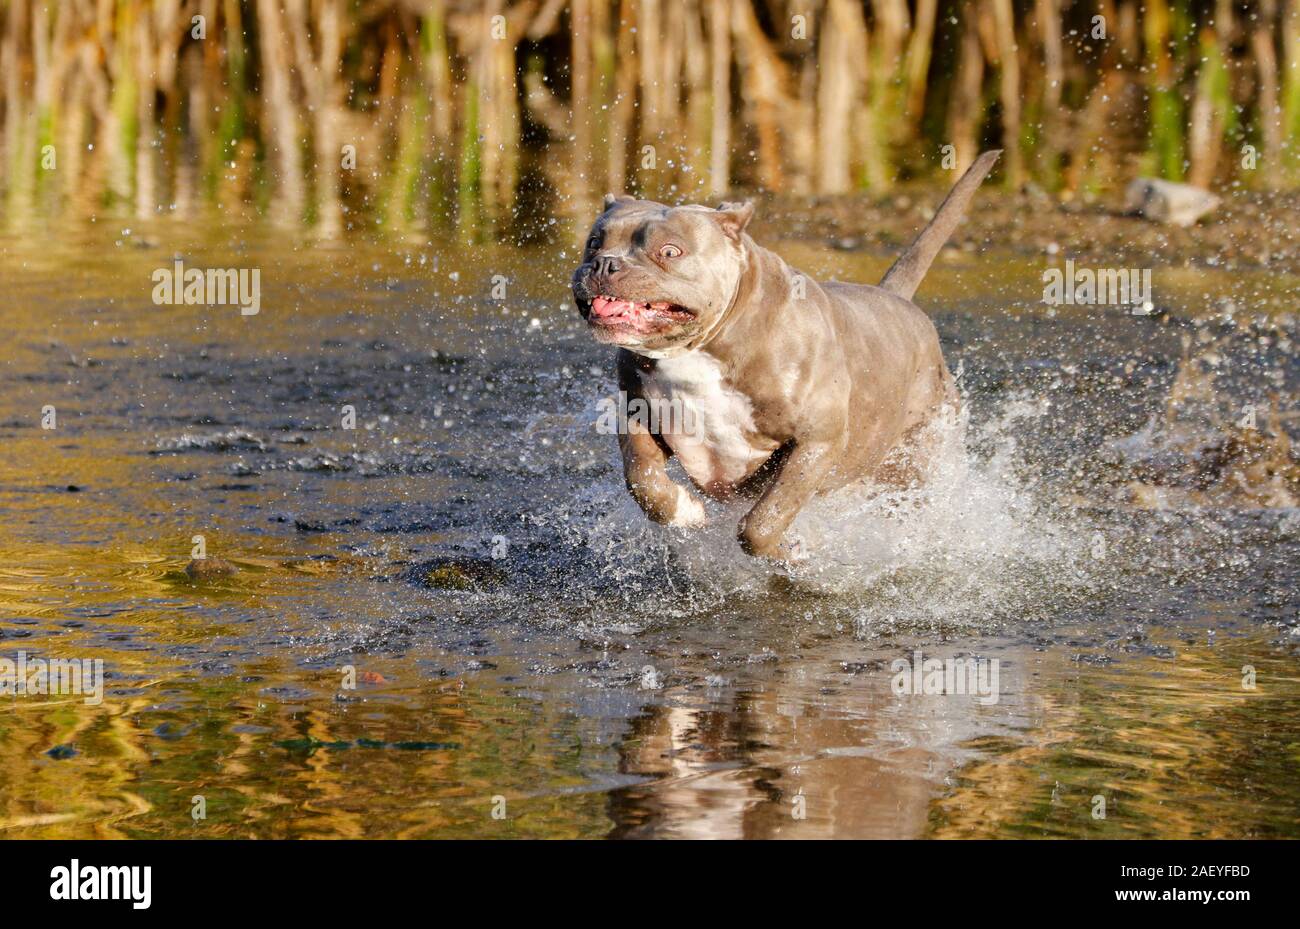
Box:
0, 0, 1292, 235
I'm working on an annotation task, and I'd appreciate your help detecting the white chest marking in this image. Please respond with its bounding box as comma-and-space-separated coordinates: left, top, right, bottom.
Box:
640, 352, 774, 489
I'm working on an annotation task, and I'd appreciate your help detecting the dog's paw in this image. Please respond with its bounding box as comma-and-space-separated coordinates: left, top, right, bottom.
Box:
668, 487, 708, 528
783, 534, 810, 563
738, 518, 809, 563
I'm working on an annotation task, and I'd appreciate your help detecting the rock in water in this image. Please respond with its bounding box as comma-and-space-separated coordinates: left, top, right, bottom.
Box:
1124, 178, 1220, 227
406, 557, 508, 591
185, 556, 238, 580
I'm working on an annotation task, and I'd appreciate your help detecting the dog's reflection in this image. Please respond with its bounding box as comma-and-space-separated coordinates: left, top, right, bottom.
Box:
606, 642, 1031, 838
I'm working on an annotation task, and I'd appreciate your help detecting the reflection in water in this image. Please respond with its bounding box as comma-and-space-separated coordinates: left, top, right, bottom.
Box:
0, 222, 1297, 838
933, 642, 1300, 838
608, 654, 1014, 840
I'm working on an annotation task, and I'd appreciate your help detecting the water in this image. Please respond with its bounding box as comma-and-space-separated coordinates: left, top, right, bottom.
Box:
1, 221, 1297, 838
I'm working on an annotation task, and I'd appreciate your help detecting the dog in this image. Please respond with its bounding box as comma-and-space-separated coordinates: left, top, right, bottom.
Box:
572, 151, 1000, 560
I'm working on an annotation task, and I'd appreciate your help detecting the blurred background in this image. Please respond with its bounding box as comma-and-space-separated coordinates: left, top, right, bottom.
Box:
0, 0, 1297, 240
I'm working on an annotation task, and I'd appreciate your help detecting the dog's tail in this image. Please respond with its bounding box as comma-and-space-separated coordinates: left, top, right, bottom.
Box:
879, 150, 1001, 301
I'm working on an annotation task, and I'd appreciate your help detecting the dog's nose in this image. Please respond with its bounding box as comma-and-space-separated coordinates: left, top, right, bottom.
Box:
593, 253, 622, 277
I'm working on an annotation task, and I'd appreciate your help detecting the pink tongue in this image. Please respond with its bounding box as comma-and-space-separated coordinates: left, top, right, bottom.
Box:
591, 296, 638, 318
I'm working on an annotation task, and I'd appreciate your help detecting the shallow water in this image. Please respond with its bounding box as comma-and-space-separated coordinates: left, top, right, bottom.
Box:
1, 220, 1297, 838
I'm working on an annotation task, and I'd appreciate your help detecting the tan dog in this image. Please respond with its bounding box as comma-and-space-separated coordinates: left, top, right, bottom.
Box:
572, 152, 1000, 560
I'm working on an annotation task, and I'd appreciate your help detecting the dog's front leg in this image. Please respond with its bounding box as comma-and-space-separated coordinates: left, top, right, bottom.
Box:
619, 427, 708, 528
737, 440, 835, 559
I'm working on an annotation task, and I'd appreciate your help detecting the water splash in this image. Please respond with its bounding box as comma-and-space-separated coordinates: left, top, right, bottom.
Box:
523, 392, 1101, 634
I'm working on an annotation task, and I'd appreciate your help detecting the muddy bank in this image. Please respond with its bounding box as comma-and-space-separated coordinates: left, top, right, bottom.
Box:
755, 185, 1300, 275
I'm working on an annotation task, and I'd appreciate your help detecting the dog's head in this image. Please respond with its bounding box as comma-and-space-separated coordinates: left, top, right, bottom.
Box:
572, 195, 753, 356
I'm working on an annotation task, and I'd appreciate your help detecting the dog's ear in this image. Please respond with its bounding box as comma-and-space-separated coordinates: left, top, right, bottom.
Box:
714, 201, 755, 239
603, 193, 634, 211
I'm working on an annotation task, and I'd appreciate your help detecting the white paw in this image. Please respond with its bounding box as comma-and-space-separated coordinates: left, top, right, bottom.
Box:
782, 534, 810, 563
669, 487, 708, 528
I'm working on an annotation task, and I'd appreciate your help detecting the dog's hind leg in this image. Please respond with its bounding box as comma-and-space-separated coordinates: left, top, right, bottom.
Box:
871, 394, 965, 490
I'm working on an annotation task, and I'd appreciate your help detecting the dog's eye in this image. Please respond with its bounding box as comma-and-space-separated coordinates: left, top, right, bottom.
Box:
586, 235, 601, 253
659, 244, 682, 259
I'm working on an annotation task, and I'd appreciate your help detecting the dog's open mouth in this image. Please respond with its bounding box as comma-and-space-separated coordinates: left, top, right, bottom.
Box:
587, 294, 695, 330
